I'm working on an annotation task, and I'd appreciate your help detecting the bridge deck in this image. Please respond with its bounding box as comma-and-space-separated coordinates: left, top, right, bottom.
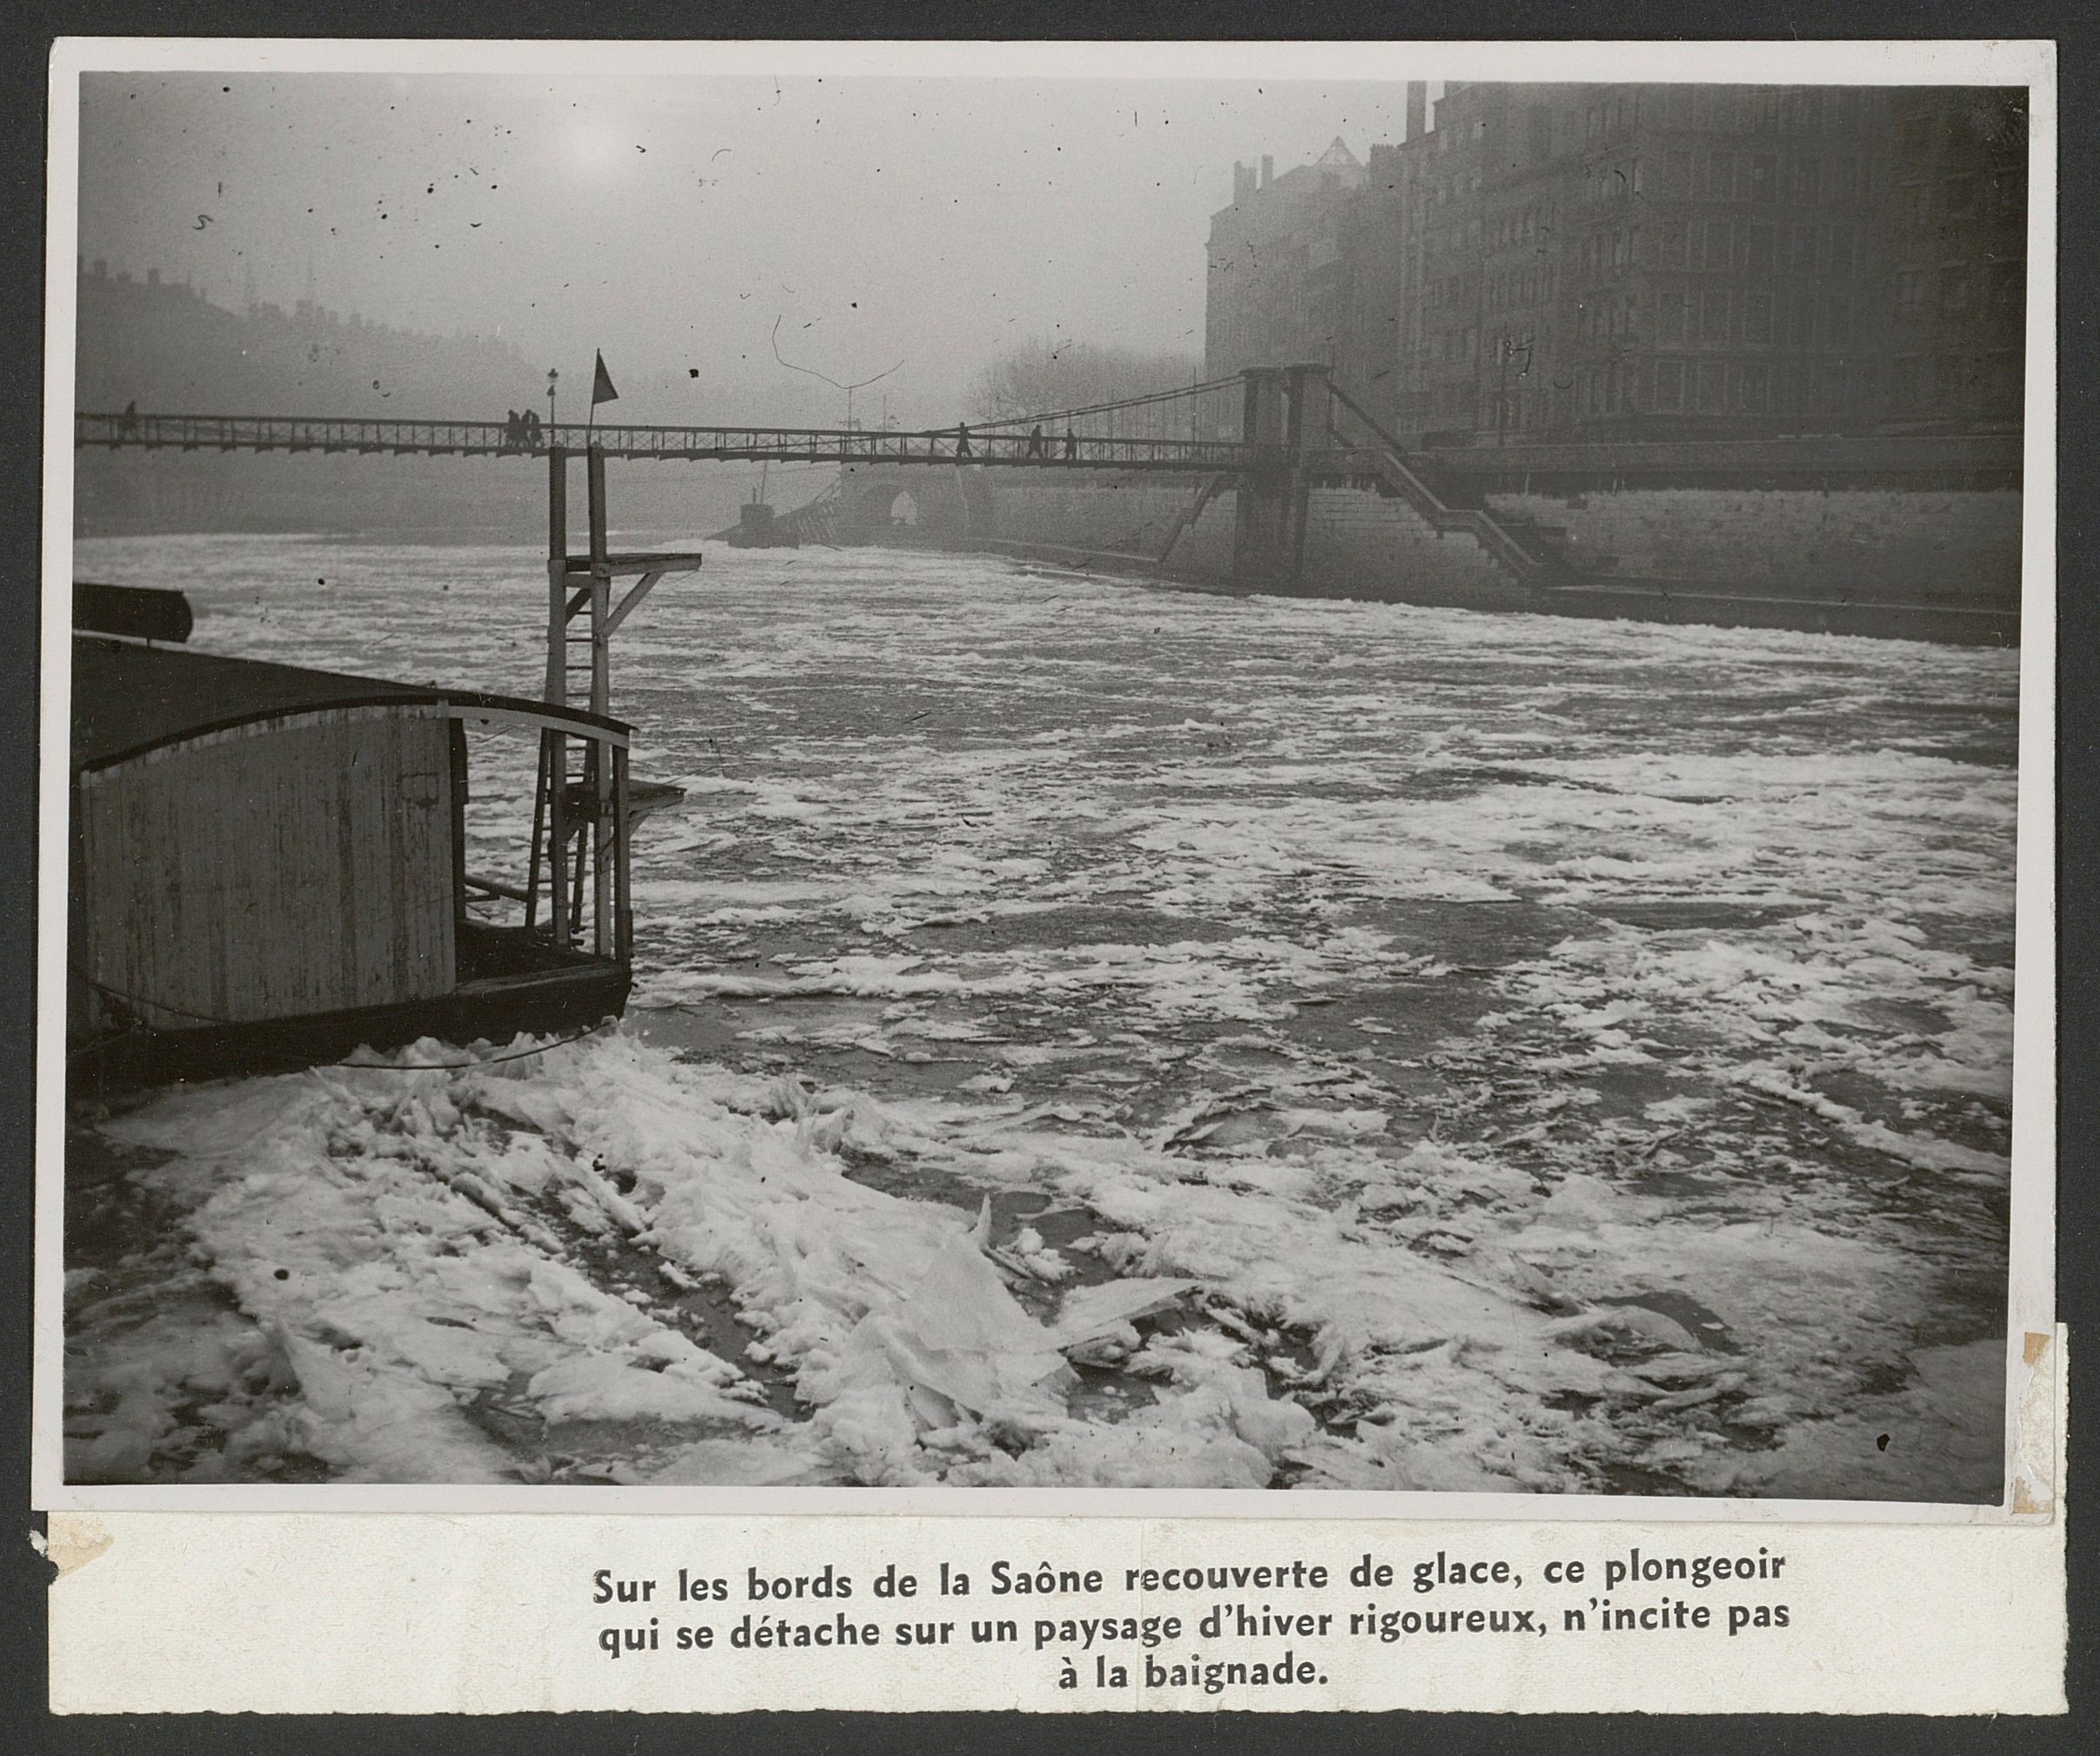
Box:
77, 412, 1294, 472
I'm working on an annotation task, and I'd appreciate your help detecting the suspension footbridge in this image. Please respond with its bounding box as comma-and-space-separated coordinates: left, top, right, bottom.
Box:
76, 364, 1570, 589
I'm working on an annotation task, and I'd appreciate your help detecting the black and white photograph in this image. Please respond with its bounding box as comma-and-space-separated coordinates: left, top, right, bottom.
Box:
50, 50, 2042, 1507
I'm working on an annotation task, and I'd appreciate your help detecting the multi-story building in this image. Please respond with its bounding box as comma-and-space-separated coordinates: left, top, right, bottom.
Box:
1877, 86, 2029, 429
1206, 81, 2028, 446
1556, 82, 1892, 439
1203, 138, 1370, 434
1427, 82, 1570, 442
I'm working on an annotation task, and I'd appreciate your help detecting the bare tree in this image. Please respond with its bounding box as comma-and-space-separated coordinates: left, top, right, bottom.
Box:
969, 337, 1202, 424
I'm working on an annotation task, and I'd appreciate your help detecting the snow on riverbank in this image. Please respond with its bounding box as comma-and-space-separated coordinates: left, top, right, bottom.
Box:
66, 1020, 2001, 1497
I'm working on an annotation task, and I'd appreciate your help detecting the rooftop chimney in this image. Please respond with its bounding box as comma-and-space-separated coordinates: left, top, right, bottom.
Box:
1406, 81, 1427, 142
1261, 154, 1273, 190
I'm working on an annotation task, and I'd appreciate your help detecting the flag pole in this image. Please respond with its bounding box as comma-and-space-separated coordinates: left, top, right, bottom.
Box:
587, 350, 619, 451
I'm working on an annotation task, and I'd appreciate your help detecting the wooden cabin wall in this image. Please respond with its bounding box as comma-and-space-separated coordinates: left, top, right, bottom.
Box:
76, 704, 457, 1027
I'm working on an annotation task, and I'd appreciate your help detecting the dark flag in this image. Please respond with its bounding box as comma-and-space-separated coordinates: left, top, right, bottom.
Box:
591, 351, 620, 406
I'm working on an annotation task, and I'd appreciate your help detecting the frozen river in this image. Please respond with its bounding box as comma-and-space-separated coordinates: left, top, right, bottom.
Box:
65, 533, 2021, 1499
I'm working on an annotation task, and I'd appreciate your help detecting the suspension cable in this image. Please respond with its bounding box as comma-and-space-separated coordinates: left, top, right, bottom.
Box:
970, 375, 1243, 432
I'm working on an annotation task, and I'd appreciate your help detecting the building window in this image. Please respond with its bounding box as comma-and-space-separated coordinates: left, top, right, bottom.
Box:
1696, 362, 1727, 412
1897, 269, 1926, 316
1702, 217, 1733, 270
1741, 362, 1770, 412
1901, 182, 1930, 226
1653, 359, 1685, 411
1891, 356, 1920, 411
1706, 151, 1736, 199
1829, 224, 1856, 273
1831, 157, 1859, 204
1660, 220, 1688, 267
1750, 154, 1777, 202
1792, 158, 1822, 204
1934, 354, 1967, 407
1744, 291, 1773, 344
1781, 362, 1805, 416
1790, 291, 1817, 347
1658, 289, 1689, 344
1700, 288, 1730, 343
1791, 224, 1819, 271
1826, 296, 1852, 344
1816, 361, 1848, 413
1939, 266, 1972, 311
1747, 223, 1776, 273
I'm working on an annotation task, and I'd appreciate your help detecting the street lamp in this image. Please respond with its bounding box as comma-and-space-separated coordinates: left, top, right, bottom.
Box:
1496, 333, 1534, 447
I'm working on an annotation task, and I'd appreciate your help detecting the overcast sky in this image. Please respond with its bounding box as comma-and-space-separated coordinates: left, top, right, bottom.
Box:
78, 71, 1431, 424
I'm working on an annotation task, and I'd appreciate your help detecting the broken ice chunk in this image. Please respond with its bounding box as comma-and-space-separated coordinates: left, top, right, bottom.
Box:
845, 1232, 1070, 1417
1052, 1277, 1199, 1346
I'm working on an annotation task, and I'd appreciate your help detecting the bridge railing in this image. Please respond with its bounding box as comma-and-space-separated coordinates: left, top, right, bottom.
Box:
76, 411, 1267, 471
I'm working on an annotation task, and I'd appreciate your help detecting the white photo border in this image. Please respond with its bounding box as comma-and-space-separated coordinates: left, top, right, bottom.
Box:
34, 33, 2060, 1526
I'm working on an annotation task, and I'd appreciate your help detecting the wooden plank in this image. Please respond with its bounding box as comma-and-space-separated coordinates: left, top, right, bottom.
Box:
77, 704, 456, 1028
604, 570, 663, 637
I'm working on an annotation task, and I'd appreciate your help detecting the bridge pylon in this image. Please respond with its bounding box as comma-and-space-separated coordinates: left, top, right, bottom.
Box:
1232, 364, 1331, 589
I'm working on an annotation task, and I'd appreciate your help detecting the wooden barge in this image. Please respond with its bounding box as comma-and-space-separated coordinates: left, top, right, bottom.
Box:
68, 444, 700, 1089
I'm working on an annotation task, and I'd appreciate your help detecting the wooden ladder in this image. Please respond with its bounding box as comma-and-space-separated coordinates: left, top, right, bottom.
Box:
527, 444, 703, 958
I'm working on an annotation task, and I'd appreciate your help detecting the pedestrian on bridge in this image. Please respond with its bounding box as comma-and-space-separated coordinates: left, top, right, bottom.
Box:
1025, 424, 1045, 458
954, 423, 973, 458
1063, 427, 1078, 459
